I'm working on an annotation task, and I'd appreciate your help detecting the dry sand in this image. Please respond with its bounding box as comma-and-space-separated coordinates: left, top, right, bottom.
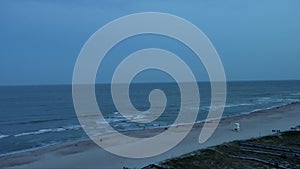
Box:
1, 102, 300, 169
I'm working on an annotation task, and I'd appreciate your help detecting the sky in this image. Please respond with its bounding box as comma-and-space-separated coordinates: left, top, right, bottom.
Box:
0, 0, 300, 85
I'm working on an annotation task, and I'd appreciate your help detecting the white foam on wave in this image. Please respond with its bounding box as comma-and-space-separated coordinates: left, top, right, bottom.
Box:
64, 125, 82, 130
257, 97, 300, 105
225, 103, 254, 108
14, 125, 82, 137
275, 98, 300, 103
290, 92, 300, 96
0, 134, 9, 139
110, 111, 148, 122
200, 103, 254, 111
257, 97, 291, 104
14, 128, 65, 137
257, 97, 272, 103
105, 117, 125, 123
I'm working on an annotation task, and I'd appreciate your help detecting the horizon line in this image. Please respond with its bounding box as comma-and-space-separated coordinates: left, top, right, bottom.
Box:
1, 79, 300, 87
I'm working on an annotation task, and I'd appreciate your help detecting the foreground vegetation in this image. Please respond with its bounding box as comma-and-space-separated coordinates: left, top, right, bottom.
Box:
144, 129, 300, 169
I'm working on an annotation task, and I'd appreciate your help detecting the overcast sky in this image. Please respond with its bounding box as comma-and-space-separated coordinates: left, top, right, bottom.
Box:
0, 0, 300, 85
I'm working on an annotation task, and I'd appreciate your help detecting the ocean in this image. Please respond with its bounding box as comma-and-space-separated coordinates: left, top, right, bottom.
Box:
0, 80, 300, 156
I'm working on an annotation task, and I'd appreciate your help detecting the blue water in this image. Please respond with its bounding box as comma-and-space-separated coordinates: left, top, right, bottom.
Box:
0, 81, 300, 156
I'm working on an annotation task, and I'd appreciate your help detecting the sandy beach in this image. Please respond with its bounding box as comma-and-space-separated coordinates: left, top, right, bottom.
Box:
1, 102, 300, 169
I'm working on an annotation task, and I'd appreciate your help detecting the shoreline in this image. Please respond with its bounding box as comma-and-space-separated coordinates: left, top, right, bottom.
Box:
1, 101, 300, 168
1, 101, 298, 157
